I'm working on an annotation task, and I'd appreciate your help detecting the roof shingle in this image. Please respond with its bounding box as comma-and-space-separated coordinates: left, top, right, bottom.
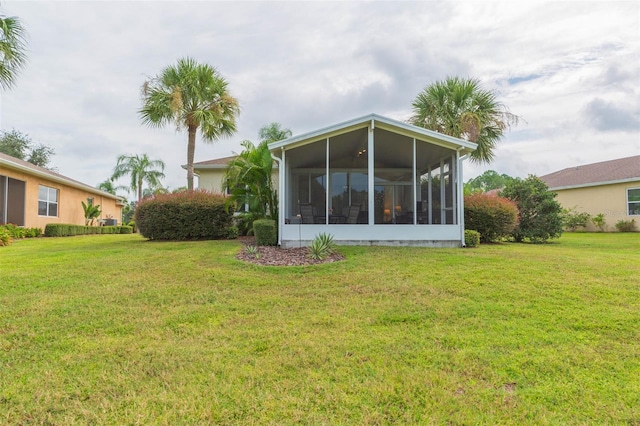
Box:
539, 155, 640, 189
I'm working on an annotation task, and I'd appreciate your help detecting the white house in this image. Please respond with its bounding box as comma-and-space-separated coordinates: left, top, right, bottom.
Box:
268, 114, 477, 248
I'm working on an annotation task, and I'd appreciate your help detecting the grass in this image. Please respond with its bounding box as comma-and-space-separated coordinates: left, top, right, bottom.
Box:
1, 233, 639, 424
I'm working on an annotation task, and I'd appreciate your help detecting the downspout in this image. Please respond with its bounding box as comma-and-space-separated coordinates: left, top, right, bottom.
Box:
457, 148, 466, 247
272, 148, 284, 246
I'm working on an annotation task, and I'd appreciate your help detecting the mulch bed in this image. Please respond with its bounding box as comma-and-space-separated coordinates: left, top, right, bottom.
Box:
236, 236, 344, 266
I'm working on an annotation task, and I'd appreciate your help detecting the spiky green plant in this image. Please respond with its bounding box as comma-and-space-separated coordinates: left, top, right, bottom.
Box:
308, 233, 336, 260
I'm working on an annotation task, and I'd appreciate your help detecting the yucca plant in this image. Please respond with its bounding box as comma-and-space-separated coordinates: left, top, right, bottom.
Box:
245, 245, 261, 259
308, 233, 336, 260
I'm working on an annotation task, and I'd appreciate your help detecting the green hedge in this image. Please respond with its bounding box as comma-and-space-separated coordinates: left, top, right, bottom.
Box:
253, 219, 277, 246
134, 190, 234, 240
464, 229, 481, 247
44, 224, 133, 237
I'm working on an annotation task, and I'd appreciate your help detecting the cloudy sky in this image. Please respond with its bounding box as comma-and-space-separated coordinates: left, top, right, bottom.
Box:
2, 1, 639, 192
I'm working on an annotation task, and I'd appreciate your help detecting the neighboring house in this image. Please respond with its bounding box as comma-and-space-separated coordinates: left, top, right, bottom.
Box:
0, 152, 124, 229
191, 155, 279, 196
268, 113, 477, 248
539, 155, 640, 231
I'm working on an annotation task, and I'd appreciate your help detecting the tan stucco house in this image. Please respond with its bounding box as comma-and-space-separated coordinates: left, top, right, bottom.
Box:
1, 152, 124, 229
191, 155, 279, 196
539, 155, 640, 231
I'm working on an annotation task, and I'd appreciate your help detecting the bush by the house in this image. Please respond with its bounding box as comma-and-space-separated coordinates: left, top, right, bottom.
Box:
500, 175, 564, 243
226, 225, 239, 239
0, 229, 10, 246
44, 224, 133, 237
464, 230, 481, 247
0, 224, 42, 239
464, 193, 519, 243
592, 213, 606, 232
562, 208, 591, 231
253, 219, 277, 246
134, 190, 234, 241
615, 219, 637, 232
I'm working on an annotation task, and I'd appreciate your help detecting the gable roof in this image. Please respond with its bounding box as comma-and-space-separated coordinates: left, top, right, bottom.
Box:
539, 155, 640, 190
189, 155, 279, 170
0, 152, 123, 201
267, 113, 478, 153
191, 155, 238, 170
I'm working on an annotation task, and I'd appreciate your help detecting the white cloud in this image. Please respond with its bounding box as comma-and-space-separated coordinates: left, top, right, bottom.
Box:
1, 0, 638, 192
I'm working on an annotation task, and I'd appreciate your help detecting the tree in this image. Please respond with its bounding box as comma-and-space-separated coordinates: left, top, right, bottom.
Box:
0, 129, 54, 168
0, 11, 27, 90
258, 122, 292, 143
464, 170, 515, 194
140, 57, 240, 190
111, 154, 166, 202
409, 76, 518, 164
97, 179, 128, 196
224, 123, 290, 230
81, 200, 101, 226
500, 175, 563, 243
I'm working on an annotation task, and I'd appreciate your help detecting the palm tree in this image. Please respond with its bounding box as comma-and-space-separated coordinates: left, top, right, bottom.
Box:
81, 200, 102, 226
409, 76, 518, 164
0, 11, 27, 90
97, 179, 128, 196
224, 123, 291, 225
139, 57, 240, 190
258, 122, 292, 144
111, 154, 166, 202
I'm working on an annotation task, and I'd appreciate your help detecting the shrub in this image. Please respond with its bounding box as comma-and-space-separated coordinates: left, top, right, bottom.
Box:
134, 190, 234, 240
562, 208, 591, 231
615, 219, 637, 232
0, 224, 42, 239
464, 230, 480, 247
464, 193, 519, 243
501, 175, 564, 243
44, 224, 132, 237
0, 229, 11, 246
592, 213, 606, 232
226, 225, 239, 240
253, 219, 277, 246
308, 233, 336, 260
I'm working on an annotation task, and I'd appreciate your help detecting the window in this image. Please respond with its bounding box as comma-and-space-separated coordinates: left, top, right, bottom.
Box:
628, 188, 640, 216
38, 185, 58, 217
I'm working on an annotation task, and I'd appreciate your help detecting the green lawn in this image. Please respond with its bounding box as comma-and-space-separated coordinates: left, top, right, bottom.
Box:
1, 233, 638, 424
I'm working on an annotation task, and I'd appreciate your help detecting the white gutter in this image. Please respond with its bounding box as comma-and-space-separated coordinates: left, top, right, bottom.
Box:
547, 177, 640, 191
0, 157, 122, 202
457, 149, 466, 247
271, 148, 284, 246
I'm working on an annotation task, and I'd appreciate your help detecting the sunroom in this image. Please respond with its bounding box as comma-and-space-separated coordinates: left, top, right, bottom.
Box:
269, 114, 476, 248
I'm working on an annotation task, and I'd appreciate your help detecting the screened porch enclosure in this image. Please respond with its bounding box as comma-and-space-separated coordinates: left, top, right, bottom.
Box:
284, 127, 459, 227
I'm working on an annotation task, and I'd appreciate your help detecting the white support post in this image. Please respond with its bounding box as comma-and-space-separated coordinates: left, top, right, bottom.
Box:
367, 122, 375, 225
325, 138, 330, 224
412, 138, 417, 225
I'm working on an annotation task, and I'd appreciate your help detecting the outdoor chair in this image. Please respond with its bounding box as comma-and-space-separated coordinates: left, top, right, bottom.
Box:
299, 203, 316, 224
346, 204, 361, 224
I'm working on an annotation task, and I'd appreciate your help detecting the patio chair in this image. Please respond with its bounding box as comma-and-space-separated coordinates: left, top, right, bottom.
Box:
346, 204, 361, 224
299, 203, 316, 224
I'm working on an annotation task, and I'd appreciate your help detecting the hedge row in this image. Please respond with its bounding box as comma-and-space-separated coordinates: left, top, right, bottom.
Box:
134, 190, 234, 240
44, 224, 133, 237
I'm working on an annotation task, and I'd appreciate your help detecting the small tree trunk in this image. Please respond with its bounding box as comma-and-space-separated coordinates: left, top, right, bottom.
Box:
187, 126, 197, 190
